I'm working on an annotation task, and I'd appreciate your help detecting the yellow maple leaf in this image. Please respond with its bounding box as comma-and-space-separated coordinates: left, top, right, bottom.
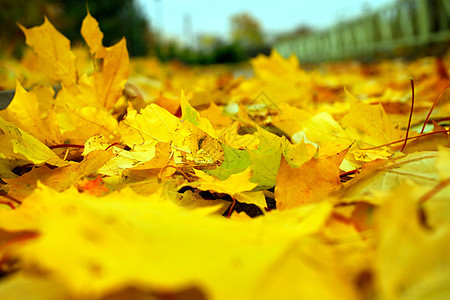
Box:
0, 117, 66, 167
341, 89, 403, 146
181, 90, 218, 139
187, 167, 258, 197
282, 138, 316, 168
0, 183, 343, 300
55, 85, 119, 143
80, 10, 107, 58
80, 11, 130, 110
199, 101, 233, 127
120, 104, 181, 145
94, 38, 129, 110
342, 151, 438, 204
4, 150, 115, 201
11, 15, 128, 152
0, 80, 62, 145
120, 103, 223, 167
83, 135, 170, 177
19, 15, 127, 145
373, 185, 450, 299
19, 17, 77, 87
271, 102, 311, 137
234, 190, 268, 210
252, 49, 305, 84
238, 49, 314, 106
296, 112, 350, 145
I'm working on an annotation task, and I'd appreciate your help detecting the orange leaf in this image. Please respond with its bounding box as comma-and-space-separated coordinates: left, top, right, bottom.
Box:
275, 149, 348, 209
77, 175, 109, 196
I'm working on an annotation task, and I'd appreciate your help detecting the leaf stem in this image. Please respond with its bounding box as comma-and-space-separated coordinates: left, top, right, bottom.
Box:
359, 129, 450, 150
105, 142, 122, 150
227, 197, 236, 218
400, 77, 414, 152
339, 169, 359, 177
49, 144, 85, 150
0, 201, 15, 210
419, 177, 450, 203
420, 84, 449, 134
0, 233, 40, 252
0, 194, 22, 210
1, 194, 21, 205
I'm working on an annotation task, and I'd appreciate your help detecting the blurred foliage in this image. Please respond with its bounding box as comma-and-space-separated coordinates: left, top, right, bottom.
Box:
157, 41, 270, 66
275, 25, 314, 43
157, 13, 270, 65
156, 41, 245, 65
230, 13, 264, 47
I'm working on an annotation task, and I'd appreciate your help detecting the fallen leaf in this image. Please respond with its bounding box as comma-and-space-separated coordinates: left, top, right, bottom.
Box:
186, 167, 257, 197
276, 148, 348, 209
0, 80, 62, 145
341, 89, 403, 147
342, 151, 438, 204
0, 117, 66, 167
19, 17, 77, 87
374, 185, 450, 299
93, 38, 129, 110
81, 10, 107, 58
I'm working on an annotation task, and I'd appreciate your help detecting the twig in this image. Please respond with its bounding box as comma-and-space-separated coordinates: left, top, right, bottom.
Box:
158, 165, 192, 182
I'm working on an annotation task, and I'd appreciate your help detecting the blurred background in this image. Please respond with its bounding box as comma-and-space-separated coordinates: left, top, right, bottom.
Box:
0, 0, 449, 64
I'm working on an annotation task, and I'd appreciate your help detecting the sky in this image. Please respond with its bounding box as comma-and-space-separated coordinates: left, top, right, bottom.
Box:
136, 0, 394, 44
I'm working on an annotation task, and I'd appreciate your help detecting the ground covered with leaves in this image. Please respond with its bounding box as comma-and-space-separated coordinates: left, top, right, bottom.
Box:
1, 12, 450, 300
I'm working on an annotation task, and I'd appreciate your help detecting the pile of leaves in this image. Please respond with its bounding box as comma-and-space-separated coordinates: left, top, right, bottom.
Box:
1, 12, 450, 300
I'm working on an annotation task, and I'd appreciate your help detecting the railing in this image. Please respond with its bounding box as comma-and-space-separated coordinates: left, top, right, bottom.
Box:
274, 0, 450, 63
